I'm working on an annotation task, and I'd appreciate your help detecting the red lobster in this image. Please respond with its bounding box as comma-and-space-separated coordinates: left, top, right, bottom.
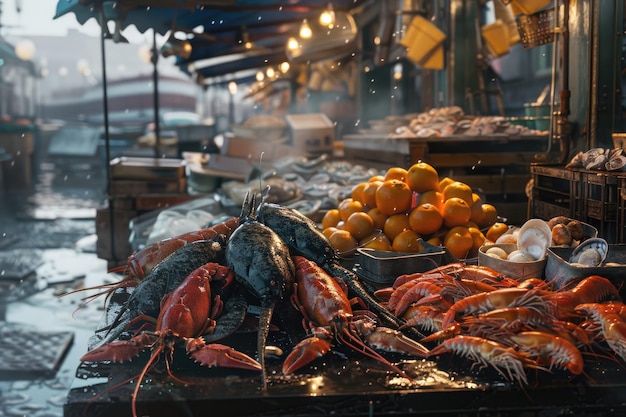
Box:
112, 216, 239, 280
282, 256, 428, 376
62, 217, 239, 311
80, 262, 261, 417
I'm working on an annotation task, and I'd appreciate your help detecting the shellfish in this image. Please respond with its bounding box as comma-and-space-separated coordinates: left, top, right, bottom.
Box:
569, 237, 608, 267
516, 219, 552, 261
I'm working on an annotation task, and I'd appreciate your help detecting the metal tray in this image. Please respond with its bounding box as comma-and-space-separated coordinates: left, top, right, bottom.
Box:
354, 246, 445, 286
545, 244, 626, 289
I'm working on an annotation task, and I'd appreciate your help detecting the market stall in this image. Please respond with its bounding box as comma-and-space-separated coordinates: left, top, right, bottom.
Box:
53, 1, 626, 416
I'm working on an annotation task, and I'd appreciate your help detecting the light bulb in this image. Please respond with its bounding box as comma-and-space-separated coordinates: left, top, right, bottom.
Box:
299, 19, 312, 39
319, 3, 335, 28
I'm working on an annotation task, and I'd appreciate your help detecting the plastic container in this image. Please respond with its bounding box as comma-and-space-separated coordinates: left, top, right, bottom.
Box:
478, 243, 547, 280
400, 15, 446, 65
481, 20, 510, 57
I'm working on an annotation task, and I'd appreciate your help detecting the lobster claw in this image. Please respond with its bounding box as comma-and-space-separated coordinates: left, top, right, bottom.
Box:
80, 333, 153, 363
187, 339, 262, 371
362, 326, 429, 357
282, 336, 332, 374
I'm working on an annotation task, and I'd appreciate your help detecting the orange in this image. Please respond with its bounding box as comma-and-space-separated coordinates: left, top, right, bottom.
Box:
350, 182, 367, 204
384, 167, 408, 182
444, 226, 474, 260
375, 179, 413, 215
383, 213, 411, 241
469, 193, 485, 226
442, 181, 473, 206
468, 226, 486, 254
361, 232, 392, 251
345, 211, 375, 240
442, 197, 472, 228
416, 190, 444, 211
322, 226, 338, 239
426, 236, 442, 247
369, 175, 385, 182
479, 203, 498, 228
486, 222, 509, 242
438, 176, 455, 191
338, 198, 364, 222
328, 229, 358, 257
367, 207, 388, 230
406, 162, 439, 193
409, 203, 443, 236
321, 209, 341, 229
362, 180, 382, 208
392, 229, 422, 253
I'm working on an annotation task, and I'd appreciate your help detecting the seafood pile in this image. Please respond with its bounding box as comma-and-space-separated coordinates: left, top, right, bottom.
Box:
362, 106, 547, 138
374, 265, 625, 386
69, 191, 626, 417
565, 147, 626, 171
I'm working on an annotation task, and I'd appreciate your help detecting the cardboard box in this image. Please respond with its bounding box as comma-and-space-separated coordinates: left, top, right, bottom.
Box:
286, 113, 335, 154
110, 156, 186, 180
109, 178, 187, 196
221, 136, 280, 160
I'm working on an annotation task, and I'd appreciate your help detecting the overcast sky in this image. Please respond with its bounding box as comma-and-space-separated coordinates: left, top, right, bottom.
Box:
2, 0, 146, 42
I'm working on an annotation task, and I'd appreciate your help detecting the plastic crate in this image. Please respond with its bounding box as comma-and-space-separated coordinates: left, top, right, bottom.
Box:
530, 165, 581, 218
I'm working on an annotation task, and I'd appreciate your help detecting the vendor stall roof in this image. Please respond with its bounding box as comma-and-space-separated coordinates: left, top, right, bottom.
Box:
54, 0, 371, 82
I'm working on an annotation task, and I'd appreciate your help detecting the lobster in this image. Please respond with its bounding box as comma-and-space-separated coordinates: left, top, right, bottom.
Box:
225, 189, 295, 390
282, 256, 428, 376
575, 302, 626, 363
62, 216, 240, 312
547, 275, 621, 319
427, 335, 539, 386
96, 238, 227, 346
111, 216, 240, 281
258, 201, 336, 267
80, 262, 261, 417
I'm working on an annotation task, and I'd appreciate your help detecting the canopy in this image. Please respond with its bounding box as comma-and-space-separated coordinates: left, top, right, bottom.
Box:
54, 0, 371, 85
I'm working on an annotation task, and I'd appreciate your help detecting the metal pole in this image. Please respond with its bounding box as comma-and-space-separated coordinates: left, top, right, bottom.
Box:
152, 30, 161, 158
99, 5, 116, 264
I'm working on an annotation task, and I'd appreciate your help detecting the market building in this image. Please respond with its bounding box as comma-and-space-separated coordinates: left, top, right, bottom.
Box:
1, 1, 626, 416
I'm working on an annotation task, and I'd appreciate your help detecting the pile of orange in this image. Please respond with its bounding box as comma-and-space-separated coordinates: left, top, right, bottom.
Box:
321, 162, 503, 259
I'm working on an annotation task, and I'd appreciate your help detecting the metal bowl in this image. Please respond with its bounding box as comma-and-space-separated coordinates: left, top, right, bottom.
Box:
478, 243, 547, 280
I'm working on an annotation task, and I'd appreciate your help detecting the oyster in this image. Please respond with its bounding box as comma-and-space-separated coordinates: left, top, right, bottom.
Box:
517, 219, 552, 261
569, 237, 608, 267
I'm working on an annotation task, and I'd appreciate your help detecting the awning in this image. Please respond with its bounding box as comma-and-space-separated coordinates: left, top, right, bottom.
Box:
54, 0, 370, 84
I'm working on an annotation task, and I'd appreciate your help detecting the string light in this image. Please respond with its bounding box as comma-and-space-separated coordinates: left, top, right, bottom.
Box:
299, 19, 312, 39
319, 3, 335, 28
279, 61, 290, 73
287, 36, 300, 51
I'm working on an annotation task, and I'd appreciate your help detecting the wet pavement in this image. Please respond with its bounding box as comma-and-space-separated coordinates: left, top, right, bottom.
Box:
0, 150, 112, 417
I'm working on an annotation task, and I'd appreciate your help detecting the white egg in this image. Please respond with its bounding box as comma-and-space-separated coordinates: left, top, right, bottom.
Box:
485, 246, 508, 259
507, 250, 535, 263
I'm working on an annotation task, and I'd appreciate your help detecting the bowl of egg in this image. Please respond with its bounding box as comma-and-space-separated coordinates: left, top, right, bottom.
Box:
478, 219, 551, 280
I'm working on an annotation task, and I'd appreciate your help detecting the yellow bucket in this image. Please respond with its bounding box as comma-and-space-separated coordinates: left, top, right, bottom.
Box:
400, 15, 446, 65
420, 44, 444, 70
509, 0, 551, 15
481, 20, 510, 57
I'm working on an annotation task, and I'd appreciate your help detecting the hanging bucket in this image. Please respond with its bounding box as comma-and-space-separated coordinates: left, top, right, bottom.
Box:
481, 20, 510, 57
400, 15, 446, 66
506, 0, 551, 15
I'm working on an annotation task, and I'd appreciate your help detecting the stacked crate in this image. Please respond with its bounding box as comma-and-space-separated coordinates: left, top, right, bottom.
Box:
530, 164, 581, 220
580, 170, 620, 243
96, 157, 193, 269
531, 164, 626, 244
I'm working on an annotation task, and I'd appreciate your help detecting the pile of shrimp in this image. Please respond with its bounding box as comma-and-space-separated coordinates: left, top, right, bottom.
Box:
374, 262, 625, 385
